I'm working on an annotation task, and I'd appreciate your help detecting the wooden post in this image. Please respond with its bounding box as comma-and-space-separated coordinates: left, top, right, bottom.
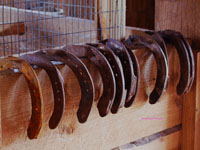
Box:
97, 0, 126, 40
181, 51, 200, 150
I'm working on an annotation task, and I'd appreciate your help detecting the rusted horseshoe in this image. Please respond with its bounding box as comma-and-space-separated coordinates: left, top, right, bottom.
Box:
159, 30, 191, 95
20, 52, 65, 129
0, 56, 43, 139
43, 49, 95, 123
100, 39, 137, 105
64, 45, 116, 117
124, 49, 140, 107
124, 35, 168, 104
88, 43, 126, 114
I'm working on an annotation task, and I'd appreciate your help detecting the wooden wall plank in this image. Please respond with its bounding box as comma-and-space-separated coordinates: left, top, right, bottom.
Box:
194, 52, 200, 150
155, 0, 200, 49
0, 29, 183, 149
126, 0, 155, 30
182, 51, 200, 150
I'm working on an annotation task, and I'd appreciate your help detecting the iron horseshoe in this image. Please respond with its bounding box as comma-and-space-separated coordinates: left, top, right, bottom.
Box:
124, 49, 140, 107
43, 49, 95, 123
175, 31, 195, 93
0, 56, 43, 139
100, 39, 137, 104
124, 35, 168, 104
20, 52, 65, 129
87, 43, 126, 114
160, 30, 191, 95
64, 45, 116, 117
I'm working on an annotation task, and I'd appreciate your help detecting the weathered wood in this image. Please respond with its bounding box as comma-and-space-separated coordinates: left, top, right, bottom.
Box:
0, 35, 183, 150
155, 0, 200, 48
126, 0, 155, 30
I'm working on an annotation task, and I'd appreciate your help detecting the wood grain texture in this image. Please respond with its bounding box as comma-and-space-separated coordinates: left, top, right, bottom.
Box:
97, 0, 126, 40
182, 51, 200, 150
0, 39, 183, 150
155, 0, 200, 48
126, 0, 155, 30
194, 52, 200, 150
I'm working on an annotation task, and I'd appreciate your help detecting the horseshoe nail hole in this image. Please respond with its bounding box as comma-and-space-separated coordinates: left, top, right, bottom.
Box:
86, 89, 89, 92
33, 90, 36, 93
80, 72, 83, 75
75, 65, 78, 68
124, 61, 127, 64
103, 52, 106, 55
112, 65, 115, 68
84, 80, 87, 83
57, 90, 60, 93
55, 82, 58, 85
115, 74, 118, 77
58, 98, 61, 101
35, 108, 38, 111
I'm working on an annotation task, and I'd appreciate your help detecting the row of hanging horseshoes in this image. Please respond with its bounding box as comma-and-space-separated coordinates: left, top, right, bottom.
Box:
0, 29, 195, 139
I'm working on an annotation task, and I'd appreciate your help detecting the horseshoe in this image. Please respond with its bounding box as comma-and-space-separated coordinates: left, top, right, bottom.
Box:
0, 56, 43, 139
124, 35, 168, 104
100, 39, 137, 104
124, 49, 140, 107
64, 45, 116, 117
20, 52, 65, 129
159, 30, 191, 95
175, 32, 195, 92
87, 43, 126, 114
43, 49, 95, 123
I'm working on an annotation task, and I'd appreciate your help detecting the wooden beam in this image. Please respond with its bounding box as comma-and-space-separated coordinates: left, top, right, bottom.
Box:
97, 0, 126, 40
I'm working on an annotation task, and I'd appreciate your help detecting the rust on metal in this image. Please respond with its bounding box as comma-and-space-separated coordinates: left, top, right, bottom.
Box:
0, 56, 43, 139
64, 45, 116, 117
101, 39, 137, 105
88, 43, 126, 114
0, 22, 26, 36
43, 49, 95, 123
20, 52, 65, 129
124, 35, 168, 104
